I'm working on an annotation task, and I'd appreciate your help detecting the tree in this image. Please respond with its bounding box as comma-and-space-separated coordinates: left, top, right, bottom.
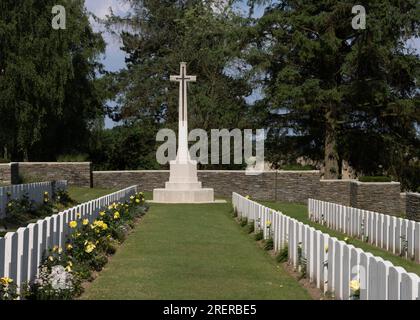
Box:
0, 0, 105, 161
102, 0, 252, 169
245, 0, 419, 181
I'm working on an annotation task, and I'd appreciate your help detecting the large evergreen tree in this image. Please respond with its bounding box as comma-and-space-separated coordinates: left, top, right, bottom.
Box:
102, 0, 252, 169
246, 0, 419, 183
0, 0, 105, 161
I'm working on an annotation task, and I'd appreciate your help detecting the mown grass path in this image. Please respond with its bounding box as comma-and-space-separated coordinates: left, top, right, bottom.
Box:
82, 203, 311, 300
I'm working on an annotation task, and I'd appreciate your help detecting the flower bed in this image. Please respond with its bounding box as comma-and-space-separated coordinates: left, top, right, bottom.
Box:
0, 188, 75, 233
0, 191, 148, 300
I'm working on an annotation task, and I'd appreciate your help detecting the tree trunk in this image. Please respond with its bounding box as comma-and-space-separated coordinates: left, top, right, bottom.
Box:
324, 106, 340, 179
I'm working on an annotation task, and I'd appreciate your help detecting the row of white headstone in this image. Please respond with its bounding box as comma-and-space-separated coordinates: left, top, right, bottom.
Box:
308, 199, 420, 263
0, 181, 68, 218
0, 185, 137, 289
232, 193, 420, 300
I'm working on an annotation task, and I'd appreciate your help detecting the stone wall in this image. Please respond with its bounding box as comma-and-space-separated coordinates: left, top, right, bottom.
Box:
17, 162, 92, 187
93, 170, 320, 202
93, 171, 170, 190
275, 171, 320, 203
318, 180, 353, 206
0, 163, 19, 185
316, 179, 403, 216
350, 181, 402, 216
2, 161, 414, 215
406, 193, 420, 222
0, 164, 11, 184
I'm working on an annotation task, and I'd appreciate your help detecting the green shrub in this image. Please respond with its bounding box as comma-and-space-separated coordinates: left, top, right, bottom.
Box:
57, 154, 89, 162
240, 217, 248, 227
4, 194, 36, 225
55, 189, 77, 207
276, 246, 289, 263
246, 222, 254, 234
264, 238, 274, 251
0, 277, 18, 300
232, 208, 238, 218
254, 230, 264, 241
358, 176, 392, 182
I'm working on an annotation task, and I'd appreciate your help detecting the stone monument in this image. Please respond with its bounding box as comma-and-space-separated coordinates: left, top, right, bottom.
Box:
153, 63, 215, 203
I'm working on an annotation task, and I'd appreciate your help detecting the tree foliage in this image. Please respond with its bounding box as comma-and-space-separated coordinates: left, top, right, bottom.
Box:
245, 0, 419, 187
0, 0, 105, 161
100, 0, 252, 169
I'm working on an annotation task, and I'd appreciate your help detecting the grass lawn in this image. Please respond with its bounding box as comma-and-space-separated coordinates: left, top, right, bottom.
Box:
68, 186, 119, 204
82, 202, 311, 300
262, 201, 420, 276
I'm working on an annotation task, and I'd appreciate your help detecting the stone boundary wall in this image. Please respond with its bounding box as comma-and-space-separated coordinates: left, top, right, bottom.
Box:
0, 164, 11, 184
406, 193, 420, 222
317, 179, 402, 216
93, 170, 320, 202
14, 162, 91, 187
350, 181, 402, 216
0, 163, 18, 185
318, 180, 353, 206
1, 162, 415, 215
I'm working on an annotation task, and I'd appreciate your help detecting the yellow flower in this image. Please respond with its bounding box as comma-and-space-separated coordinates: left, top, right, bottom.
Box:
99, 211, 106, 217
65, 265, 72, 272
324, 245, 328, 253
114, 212, 120, 220
350, 280, 360, 292
85, 242, 96, 253
266, 220, 272, 227
66, 244, 73, 251
58, 247, 63, 254
83, 219, 89, 226
7, 203, 12, 207
76, 213, 81, 219
52, 245, 59, 252
48, 256, 54, 262
130, 196, 134, 200
67, 261, 73, 267
245, 195, 250, 199
92, 220, 108, 231
0, 277, 13, 285
135, 198, 140, 204
344, 237, 349, 243
44, 191, 49, 195
69, 221, 77, 228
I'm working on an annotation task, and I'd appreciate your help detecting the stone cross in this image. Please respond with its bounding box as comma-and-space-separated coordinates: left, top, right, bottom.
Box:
170, 62, 196, 162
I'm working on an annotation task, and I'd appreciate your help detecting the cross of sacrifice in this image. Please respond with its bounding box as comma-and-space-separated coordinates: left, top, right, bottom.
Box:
170, 62, 196, 123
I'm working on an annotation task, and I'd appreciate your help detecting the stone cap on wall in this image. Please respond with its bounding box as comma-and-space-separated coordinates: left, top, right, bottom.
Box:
352, 180, 400, 185
13, 162, 91, 165
407, 192, 420, 197
320, 179, 400, 185
94, 169, 321, 174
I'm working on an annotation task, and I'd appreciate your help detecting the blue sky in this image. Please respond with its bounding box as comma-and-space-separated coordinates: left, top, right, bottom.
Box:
84, 0, 419, 128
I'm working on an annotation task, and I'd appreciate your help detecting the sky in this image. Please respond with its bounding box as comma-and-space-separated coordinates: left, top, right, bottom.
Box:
84, 0, 419, 128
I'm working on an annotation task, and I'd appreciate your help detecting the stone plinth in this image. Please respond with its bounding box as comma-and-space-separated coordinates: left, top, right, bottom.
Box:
153, 159, 214, 203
